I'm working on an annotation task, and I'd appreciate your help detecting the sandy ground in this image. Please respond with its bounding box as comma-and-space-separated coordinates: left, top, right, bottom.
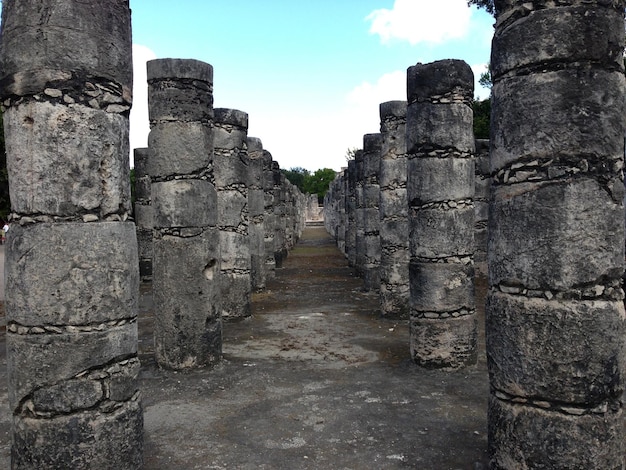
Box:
0, 224, 489, 469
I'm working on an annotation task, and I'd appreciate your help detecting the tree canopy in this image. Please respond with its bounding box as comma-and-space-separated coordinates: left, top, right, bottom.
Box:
282, 166, 337, 203
467, 0, 494, 15
472, 98, 491, 139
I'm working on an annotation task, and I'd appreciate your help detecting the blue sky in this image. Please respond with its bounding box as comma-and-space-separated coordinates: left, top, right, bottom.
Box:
129, 0, 494, 171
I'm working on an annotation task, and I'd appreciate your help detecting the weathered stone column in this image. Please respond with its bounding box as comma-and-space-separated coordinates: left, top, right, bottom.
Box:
214, 108, 251, 321
354, 150, 366, 277
379, 101, 409, 318
406, 59, 476, 369
283, 179, 298, 251
0, 1, 143, 467
362, 134, 382, 291
324, 178, 339, 240
134, 147, 153, 282
474, 139, 489, 263
346, 160, 357, 267
148, 59, 221, 369
272, 162, 288, 268
336, 172, 347, 255
247, 137, 266, 290
263, 153, 277, 279
488, 3, 626, 467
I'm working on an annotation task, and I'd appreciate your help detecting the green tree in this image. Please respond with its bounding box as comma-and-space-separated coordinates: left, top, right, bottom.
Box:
467, 0, 494, 14
472, 98, 491, 139
304, 168, 337, 203
281, 167, 310, 193
345, 147, 358, 162
479, 70, 492, 89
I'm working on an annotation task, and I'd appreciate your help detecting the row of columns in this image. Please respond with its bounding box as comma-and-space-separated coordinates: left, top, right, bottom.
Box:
324, 1, 626, 465
138, 59, 307, 370
1, 0, 624, 467
0, 2, 307, 465
325, 60, 478, 370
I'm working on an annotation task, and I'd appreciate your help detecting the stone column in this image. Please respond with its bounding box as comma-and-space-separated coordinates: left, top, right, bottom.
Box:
362, 134, 382, 291
0, 1, 142, 467
488, 3, 626, 467
346, 160, 357, 267
336, 172, 347, 255
354, 150, 366, 277
247, 137, 266, 290
473, 139, 489, 263
406, 59, 476, 369
148, 59, 221, 369
272, 162, 287, 268
324, 179, 339, 240
214, 108, 251, 321
262, 153, 276, 279
379, 101, 409, 318
284, 180, 296, 251
134, 147, 153, 282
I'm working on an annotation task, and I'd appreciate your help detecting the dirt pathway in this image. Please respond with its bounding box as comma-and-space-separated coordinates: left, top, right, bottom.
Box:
139, 224, 489, 469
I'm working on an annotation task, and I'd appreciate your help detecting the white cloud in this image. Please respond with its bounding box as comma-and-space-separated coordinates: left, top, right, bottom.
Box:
342, 70, 406, 148
129, 44, 157, 166
346, 70, 406, 109
367, 0, 472, 45
471, 62, 491, 100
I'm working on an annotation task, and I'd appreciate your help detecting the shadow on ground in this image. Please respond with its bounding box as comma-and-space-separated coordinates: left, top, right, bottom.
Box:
0, 225, 489, 469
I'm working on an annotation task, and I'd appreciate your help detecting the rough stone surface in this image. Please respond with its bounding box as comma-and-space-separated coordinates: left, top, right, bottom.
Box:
0, 0, 133, 97
263, 155, 277, 279
146, 59, 214, 123
489, 397, 624, 470
4, 101, 131, 217
410, 315, 477, 370
487, 292, 626, 404
134, 148, 153, 281
474, 139, 489, 262
153, 231, 221, 368
362, 134, 382, 292
354, 150, 365, 278
487, 2, 626, 467
214, 108, 251, 321
407, 59, 476, 370
346, 160, 357, 267
247, 137, 267, 291
148, 58, 221, 369
6, 223, 138, 328
0, 1, 142, 466
147, 122, 213, 178
12, 400, 143, 470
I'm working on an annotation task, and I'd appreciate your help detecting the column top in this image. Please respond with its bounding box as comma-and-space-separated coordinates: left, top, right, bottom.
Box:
147, 58, 213, 83
215, 108, 249, 128
407, 59, 473, 104
379, 101, 407, 120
